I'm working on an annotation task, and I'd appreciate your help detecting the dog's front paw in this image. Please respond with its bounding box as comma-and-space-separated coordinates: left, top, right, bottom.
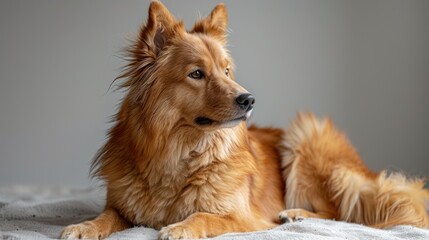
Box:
61, 221, 101, 239
158, 223, 200, 240
278, 209, 306, 223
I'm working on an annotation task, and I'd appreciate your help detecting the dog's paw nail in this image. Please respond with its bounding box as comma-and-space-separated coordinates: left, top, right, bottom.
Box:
279, 214, 292, 223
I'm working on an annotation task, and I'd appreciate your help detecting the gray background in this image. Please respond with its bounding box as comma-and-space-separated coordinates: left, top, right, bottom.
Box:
1, 0, 428, 187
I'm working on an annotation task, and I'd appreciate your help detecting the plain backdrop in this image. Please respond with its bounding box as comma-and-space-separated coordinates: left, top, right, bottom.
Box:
1, 0, 428, 187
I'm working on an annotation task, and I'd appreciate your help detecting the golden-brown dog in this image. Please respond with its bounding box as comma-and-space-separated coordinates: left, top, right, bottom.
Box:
61, 2, 429, 239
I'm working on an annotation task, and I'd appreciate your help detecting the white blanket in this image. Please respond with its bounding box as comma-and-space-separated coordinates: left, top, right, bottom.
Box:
1, 185, 429, 240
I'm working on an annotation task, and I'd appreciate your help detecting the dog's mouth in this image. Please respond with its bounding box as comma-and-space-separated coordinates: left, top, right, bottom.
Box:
195, 117, 216, 125
195, 116, 245, 125
195, 110, 252, 128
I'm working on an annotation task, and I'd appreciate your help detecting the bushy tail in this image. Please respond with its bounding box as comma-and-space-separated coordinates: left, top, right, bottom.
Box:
283, 113, 429, 228
370, 172, 429, 228
330, 168, 429, 228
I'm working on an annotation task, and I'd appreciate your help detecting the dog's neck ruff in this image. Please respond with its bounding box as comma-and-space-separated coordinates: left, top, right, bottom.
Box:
137, 122, 246, 186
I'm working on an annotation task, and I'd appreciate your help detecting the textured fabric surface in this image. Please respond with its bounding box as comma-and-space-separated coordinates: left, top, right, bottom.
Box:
1, 185, 429, 240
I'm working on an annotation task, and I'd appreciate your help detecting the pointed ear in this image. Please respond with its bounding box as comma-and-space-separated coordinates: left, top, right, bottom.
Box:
139, 1, 182, 55
191, 3, 228, 44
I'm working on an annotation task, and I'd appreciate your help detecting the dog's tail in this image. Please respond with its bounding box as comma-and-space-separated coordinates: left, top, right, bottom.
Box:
370, 172, 429, 228
283, 113, 429, 228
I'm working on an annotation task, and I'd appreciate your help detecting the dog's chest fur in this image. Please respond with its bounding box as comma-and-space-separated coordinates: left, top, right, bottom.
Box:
111, 128, 250, 229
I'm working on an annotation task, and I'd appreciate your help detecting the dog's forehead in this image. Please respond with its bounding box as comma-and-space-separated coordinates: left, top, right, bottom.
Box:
176, 33, 230, 67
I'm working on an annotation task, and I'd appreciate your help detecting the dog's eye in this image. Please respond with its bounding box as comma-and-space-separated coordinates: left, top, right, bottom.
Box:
188, 70, 204, 80
225, 68, 230, 77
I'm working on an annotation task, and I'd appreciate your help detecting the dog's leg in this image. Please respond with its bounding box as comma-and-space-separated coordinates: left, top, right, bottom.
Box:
279, 193, 336, 223
61, 207, 131, 239
278, 208, 334, 223
158, 212, 274, 239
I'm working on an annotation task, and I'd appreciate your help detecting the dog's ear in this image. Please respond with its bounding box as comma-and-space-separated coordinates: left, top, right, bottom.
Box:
191, 3, 228, 44
139, 1, 183, 56
118, 1, 183, 92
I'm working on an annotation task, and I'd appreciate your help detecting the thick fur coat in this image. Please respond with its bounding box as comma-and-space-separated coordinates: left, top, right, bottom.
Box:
61, 2, 429, 239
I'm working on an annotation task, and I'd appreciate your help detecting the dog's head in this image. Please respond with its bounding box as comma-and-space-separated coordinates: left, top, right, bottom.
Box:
119, 1, 254, 131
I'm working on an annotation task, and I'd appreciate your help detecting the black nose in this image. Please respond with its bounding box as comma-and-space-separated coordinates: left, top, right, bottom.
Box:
236, 93, 255, 111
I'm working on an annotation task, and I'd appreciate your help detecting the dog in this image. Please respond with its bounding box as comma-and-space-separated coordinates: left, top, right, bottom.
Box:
61, 1, 429, 239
